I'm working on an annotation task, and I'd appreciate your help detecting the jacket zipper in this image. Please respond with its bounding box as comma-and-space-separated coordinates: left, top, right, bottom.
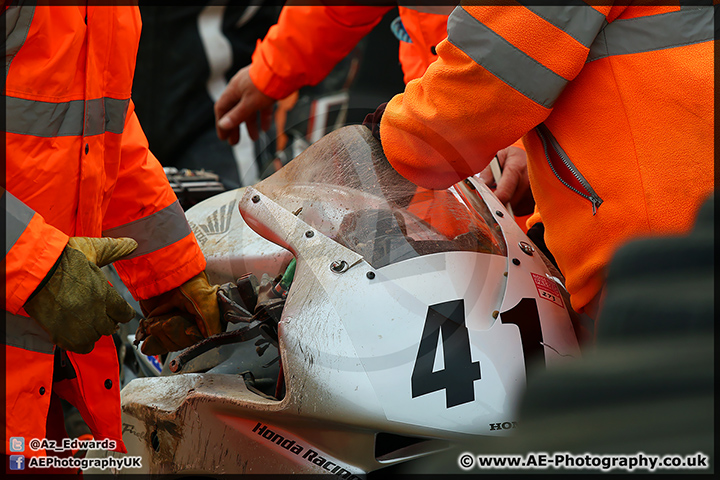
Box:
535, 123, 603, 215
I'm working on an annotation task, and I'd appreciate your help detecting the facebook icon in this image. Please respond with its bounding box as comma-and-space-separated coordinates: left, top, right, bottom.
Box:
9, 455, 25, 470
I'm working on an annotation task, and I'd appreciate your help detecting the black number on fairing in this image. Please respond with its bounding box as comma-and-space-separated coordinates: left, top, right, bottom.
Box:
411, 300, 481, 408
500, 298, 545, 380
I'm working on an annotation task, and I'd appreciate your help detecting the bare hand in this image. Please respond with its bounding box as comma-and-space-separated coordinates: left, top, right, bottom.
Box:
214, 65, 276, 145
478, 146, 535, 216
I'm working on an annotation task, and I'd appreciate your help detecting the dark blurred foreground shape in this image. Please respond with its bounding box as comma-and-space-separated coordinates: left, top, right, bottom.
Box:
391, 193, 714, 475
132, 4, 279, 189
512, 193, 714, 460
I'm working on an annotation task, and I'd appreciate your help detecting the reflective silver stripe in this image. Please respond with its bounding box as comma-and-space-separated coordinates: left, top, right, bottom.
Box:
587, 7, 713, 63
85, 97, 130, 136
5, 191, 35, 256
448, 6, 567, 108
102, 200, 192, 260
103, 98, 130, 134
5, 96, 129, 137
6, 97, 85, 137
5, 312, 54, 354
523, 4, 607, 48
85, 98, 105, 136
4, 4, 36, 78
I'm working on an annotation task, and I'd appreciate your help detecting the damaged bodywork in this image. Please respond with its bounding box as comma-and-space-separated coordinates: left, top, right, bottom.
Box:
86, 126, 580, 475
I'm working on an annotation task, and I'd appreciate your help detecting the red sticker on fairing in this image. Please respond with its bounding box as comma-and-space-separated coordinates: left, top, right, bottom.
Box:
531, 273, 564, 308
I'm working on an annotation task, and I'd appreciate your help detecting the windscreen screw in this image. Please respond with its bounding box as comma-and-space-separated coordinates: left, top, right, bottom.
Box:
251, 195, 260, 203
492, 310, 499, 319
366, 271, 375, 280
496, 210, 504, 217
512, 258, 521, 266
519, 241, 535, 256
330, 260, 348, 273
305, 230, 314, 238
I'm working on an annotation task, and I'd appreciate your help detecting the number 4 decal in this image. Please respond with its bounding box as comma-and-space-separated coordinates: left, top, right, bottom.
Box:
411, 300, 481, 408
411, 298, 545, 408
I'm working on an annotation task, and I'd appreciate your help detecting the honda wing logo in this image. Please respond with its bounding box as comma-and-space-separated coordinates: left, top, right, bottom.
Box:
189, 200, 236, 246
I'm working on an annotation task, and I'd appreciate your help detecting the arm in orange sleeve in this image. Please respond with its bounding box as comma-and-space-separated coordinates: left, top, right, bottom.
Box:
379, 4, 612, 190
249, 4, 393, 100
4, 187, 69, 313
102, 103, 206, 300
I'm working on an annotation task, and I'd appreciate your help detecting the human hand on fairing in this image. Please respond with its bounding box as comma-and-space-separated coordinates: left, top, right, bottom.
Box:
23, 237, 139, 354
215, 65, 277, 145
134, 272, 223, 355
477, 145, 535, 216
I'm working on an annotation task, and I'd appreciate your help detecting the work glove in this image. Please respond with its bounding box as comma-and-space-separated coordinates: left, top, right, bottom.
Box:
23, 237, 139, 354
134, 272, 222, 355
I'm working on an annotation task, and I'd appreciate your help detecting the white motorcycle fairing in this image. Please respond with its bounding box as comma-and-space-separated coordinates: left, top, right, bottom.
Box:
86, 125, 579, 475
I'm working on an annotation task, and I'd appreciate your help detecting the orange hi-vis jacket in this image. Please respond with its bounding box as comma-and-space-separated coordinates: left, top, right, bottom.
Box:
249, 4, 452, 100
380, 4, 714, 314
4, 5, 206, 455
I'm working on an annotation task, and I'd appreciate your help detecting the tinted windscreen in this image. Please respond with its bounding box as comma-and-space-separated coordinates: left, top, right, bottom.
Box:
254, 126, 506, 268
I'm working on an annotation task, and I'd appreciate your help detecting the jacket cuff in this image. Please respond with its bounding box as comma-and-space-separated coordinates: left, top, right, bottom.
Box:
249, 40, 297, 101
6, 216, 68, 313
113, 233, 207, 300
510, 137, 526, 150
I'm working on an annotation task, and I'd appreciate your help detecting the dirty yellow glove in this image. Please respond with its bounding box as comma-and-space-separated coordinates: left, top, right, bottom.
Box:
135, 272, 222, 355
23, 237, 138, 354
